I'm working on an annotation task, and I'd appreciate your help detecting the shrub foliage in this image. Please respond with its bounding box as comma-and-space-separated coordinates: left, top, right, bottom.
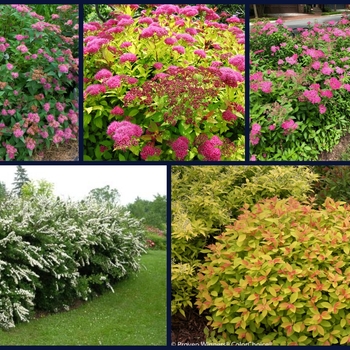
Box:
197, 196, 350, 345
0, 196, 145, 329
171, 166, 318, 316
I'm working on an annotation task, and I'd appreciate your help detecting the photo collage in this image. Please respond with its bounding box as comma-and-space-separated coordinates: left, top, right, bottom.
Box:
1, 3, 350, 347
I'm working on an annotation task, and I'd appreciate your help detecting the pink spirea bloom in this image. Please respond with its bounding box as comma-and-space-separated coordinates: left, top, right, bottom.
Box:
343, 84, 350, 92
321, 64, 333, 75
176, 33, 196, 44
5, 144, 17, 160
194, 49, 206, 58
120, 53, 137, 63
229, 55, 245, 71
25, 138, 36, 150
222, 109, 237, 122
43, 103, 50, 112
321, 89, 333, 98
319, 104, 327, 114
269, 124, 276, 131
251, 123, 261, 135
106, 76, 121, 89
328, 77, 342, 90
250, 155, 257, 161
120, 41, 132, 48
260, 81, 273, 93
285, 54, 298, 65
140, 143, 161, 160
219, 67, 243, 88
27, 113, 40, 123
13, 129, 24, 138
16, 44, 28, 53
52, 14, 59, 19
58, 64, 69, 73
281, 119, 298, 131
85, 84, 106, 96
311, 61, 321, 70
140, 25, 167, 39
153, 4, 180, 15
110, 106, 124, 115
164, 37, 177, 45
127, 77, 138, 84
107, 121, 143, 150
6, 63, 13, 70
95, 68, 112, 80
173, 45, 185, 54
198, 136, 223, 161
171, 136, 189, 160
153, 62, 163, 70
139, 17, 153, 25
15, 34, 27, 41
303, 90, 321, 104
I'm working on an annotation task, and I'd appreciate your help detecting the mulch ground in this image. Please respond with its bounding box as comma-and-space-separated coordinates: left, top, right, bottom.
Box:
171, 307, 210, 346
32, 139, 79, 161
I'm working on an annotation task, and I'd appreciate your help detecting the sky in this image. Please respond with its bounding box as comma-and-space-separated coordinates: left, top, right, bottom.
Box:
0, 165, 167, 205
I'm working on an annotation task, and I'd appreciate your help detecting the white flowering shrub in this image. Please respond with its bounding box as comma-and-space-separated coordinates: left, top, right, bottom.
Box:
0, 196, 146, 329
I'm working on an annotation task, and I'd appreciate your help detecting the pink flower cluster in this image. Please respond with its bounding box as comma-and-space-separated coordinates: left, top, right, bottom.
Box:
198, 136, 223, 161
140, 143, 161, 160
107, 121, 143, 150
171, 136, 189, 160
250, 123, 261, 145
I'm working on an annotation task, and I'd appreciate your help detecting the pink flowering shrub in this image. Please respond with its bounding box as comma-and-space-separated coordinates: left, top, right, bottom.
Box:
84, 4, 245, 161
250, 15, 350, 160
0, 4, 79, 161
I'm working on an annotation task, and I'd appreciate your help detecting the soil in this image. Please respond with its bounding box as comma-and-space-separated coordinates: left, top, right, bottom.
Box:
171, 307, 210, 346
32, 139, 79, 161
318, 133, 350, 161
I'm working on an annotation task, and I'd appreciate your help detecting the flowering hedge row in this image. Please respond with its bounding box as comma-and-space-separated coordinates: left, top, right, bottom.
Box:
0, 196, 145, 329
84, 4, 245, 161
250, 15, 350, 161
0, 4, 79, 160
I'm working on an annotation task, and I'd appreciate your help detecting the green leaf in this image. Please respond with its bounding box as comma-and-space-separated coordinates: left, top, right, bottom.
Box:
118, 153, 126, 161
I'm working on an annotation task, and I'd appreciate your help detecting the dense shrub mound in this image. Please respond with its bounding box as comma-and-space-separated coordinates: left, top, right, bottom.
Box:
0, 4, 79, 160
197, 196, 350, 345
171, 166, 319, 317
0, 196, 145, 329
250, 15, 350, 160
84, 4, 245, 161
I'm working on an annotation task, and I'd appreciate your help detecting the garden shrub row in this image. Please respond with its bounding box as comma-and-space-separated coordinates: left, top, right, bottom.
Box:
0, 195, 146, 329
0, 4, 79, 160
250, 14, 350, 160
171, 166, 318, 316
84, 4, 245, 161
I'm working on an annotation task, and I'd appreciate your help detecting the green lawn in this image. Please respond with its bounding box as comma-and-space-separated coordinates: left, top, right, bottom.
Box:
0, 250, 166, 346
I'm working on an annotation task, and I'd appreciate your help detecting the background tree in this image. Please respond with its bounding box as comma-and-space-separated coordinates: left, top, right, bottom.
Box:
0, 181, 8, 201
87, 185, 120, 207
127, 194, 166, 230
21, 179, 55, 200
12, 166, 30, 197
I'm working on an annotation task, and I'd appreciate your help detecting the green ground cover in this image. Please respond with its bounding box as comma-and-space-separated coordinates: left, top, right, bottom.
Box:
0, 250, 166, 346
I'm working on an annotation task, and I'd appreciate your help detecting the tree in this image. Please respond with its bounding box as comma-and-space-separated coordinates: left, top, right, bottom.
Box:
87, 185, 120, 207
21, 179, 55, 200
12, 166, 30, 196
0, 181, 8, 201
127, 194, 166, 230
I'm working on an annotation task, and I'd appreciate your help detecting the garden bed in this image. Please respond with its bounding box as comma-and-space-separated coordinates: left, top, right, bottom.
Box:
250, 14, 350, 161
83, 4, 245, 161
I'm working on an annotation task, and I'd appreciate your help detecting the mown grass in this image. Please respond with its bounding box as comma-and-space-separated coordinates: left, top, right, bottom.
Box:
0, 250, 166, 346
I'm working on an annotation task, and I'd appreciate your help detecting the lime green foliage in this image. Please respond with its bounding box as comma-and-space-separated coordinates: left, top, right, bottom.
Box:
197, 196, 350, 345
0, 251, 166, 345
312, 166, 350, 205
171, 166, 318, 316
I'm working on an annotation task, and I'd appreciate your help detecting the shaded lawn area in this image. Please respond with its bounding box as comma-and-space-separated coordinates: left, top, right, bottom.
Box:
0, 250, 166, 346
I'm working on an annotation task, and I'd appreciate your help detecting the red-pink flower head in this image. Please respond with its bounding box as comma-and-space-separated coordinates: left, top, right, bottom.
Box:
94, 68, 112, 80
107, 121, 143, 150
171, 136, 189, 160
140, 143, 161, 160
120, 53, 137, 63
